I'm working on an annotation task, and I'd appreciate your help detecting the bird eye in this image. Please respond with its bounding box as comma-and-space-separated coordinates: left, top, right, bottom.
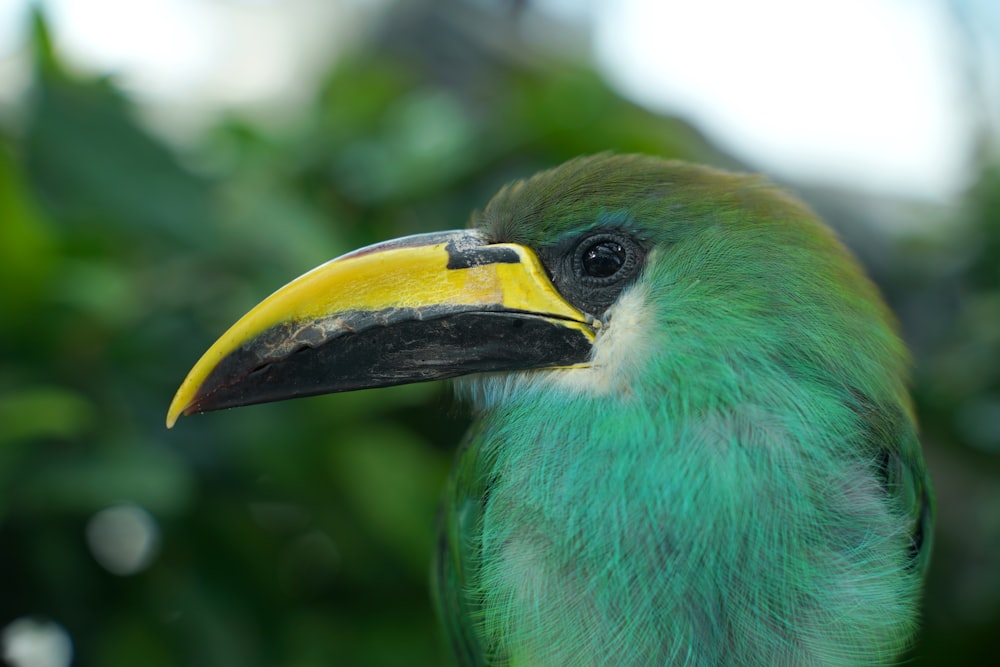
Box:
556, 231, 644, 314
581, 240, 626, 278
574, 233, 638, 286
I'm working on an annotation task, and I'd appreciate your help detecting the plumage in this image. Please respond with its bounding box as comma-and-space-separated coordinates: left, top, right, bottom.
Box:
169, 153, 932, 666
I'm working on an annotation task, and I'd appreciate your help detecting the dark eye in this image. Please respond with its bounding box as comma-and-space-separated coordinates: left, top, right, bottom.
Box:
572, 232, 639, 287
582, 240, 626, 278
551, 230, 645, 316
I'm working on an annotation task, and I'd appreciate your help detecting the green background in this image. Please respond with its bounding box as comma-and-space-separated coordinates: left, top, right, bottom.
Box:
1, 5, 998, 666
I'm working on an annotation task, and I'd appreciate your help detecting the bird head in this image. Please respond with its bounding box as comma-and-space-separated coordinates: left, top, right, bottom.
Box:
168, 153, 905, 426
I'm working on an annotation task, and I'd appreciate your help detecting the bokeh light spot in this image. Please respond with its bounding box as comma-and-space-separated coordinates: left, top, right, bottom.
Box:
1, 617, 73, 667
85, 503, 161, 576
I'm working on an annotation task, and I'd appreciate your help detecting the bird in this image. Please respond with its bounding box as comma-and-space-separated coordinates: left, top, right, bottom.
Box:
168, 153, 932, 666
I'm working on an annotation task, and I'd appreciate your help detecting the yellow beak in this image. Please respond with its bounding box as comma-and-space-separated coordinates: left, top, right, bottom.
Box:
167, 231, 596, 428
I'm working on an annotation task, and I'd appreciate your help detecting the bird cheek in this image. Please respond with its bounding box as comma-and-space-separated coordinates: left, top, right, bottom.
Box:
539, 283, 656, 400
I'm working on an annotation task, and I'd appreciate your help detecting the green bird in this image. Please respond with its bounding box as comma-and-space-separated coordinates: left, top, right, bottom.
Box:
168, 154, 932, 666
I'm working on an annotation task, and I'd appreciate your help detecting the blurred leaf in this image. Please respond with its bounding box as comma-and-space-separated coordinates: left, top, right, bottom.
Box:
12, 443, 194, 517
53, 258, 140, 327
0, 386, 95, 445
0, 142, 56, 330
25, 80, 215, 248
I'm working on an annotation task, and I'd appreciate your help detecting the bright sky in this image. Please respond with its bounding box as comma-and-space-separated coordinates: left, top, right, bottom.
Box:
593, 0, 972, 200
0, 0, 986, 202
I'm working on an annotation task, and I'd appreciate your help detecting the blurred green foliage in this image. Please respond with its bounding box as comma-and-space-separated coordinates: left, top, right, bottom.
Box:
1, 5, 998, 667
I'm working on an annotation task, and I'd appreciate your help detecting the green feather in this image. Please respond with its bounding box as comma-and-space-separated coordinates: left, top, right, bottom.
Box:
435, 154, 931, 666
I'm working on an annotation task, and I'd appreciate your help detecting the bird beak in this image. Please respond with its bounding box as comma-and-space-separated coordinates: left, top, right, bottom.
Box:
167, 230, 596, 427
